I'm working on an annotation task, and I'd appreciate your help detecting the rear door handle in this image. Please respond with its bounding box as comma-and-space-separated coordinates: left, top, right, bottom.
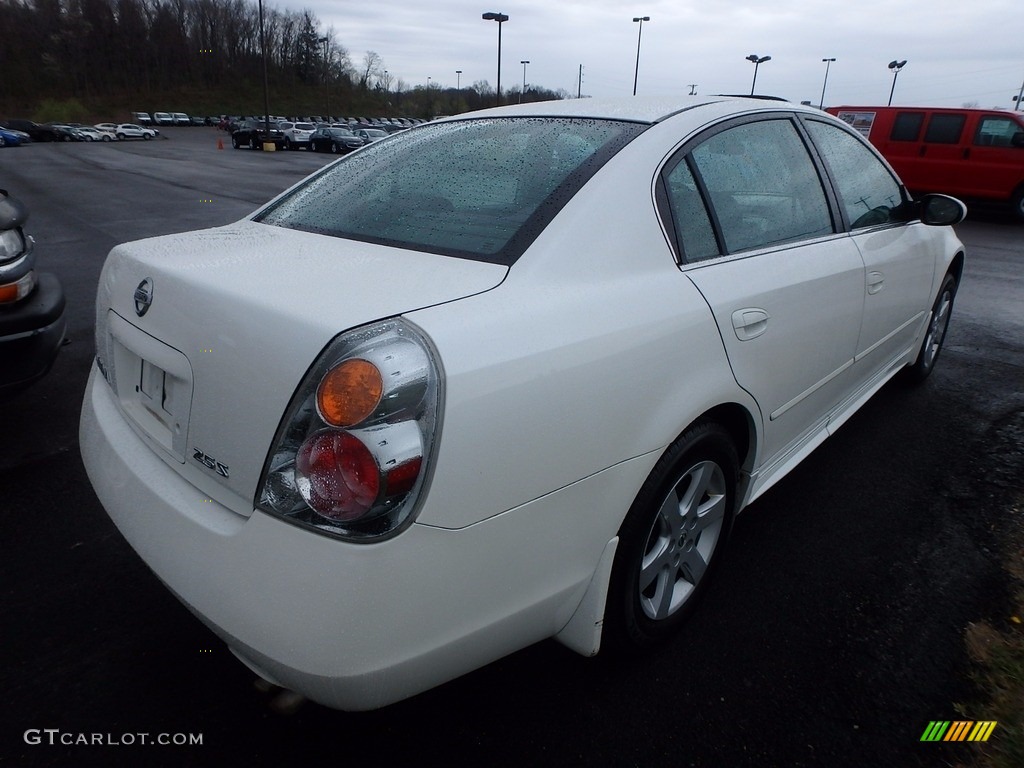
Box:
867, 271, 885, 295
731, 308, 770, 341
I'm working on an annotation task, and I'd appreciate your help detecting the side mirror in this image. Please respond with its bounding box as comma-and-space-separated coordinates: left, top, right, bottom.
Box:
0, 189, 29, 230
919, 193, 967, 226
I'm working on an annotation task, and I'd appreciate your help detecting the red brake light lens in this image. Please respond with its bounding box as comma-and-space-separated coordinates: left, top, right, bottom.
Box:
296, 430, 380, 521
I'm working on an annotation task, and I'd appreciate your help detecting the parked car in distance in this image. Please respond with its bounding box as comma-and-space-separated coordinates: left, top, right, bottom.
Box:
74, 126, 115, 142
2, 119, 60, 142
171, 112, 190, 125
47, 124, 87, 142
278, 121, 316, 150
309, 126, 365, 154
152, 112, 174, 126
1, 189, 66, 397
0, 127, 27, 147
828, 105, 1024, 220
231, 119, 285, 150
92, 124, 120, 140
132, 112, 153, 125
355, 127, 388, 145
115, 123, 158, 140
81, 96, 966, 712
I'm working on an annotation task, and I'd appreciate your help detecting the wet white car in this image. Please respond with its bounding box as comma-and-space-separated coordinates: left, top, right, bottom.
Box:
81, 96, 965, 710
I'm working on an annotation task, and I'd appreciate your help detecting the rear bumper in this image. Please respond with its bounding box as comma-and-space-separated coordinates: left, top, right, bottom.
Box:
79, 364, 635, 709
0, 272, 66, 394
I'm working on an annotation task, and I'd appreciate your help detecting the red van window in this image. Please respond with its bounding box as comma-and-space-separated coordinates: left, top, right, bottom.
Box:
974, 116, 1020, 147
923, 114, 966, 144
891, 112, 924, 141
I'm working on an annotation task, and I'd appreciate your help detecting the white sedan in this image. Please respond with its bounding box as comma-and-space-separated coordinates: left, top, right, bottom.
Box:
75, 126, 114, 142
81, 96, 965, 711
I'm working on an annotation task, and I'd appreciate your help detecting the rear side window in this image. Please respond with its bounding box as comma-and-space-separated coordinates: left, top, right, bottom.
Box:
923, 114, 966, 144
806, 120, 906, 229
689, 119, 833, 253
891, 112, 925, 141
256, 117, 646, 265
662, 160, 720, 263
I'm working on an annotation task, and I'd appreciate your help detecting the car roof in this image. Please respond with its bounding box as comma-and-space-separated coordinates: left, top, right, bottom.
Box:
436, 95, 796, 125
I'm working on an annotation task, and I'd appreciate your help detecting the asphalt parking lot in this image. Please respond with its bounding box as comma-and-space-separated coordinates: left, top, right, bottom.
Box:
1, 126, 1022, 767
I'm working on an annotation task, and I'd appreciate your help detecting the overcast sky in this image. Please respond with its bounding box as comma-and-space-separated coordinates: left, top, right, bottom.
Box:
291, 0, 1024, 109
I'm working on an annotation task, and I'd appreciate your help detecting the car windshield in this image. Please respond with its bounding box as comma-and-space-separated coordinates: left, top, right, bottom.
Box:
256, 117, 646, 265
295, 123, 315, 130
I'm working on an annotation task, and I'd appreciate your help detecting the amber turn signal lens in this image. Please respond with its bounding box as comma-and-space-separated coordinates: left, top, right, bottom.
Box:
316, 359, 383, 427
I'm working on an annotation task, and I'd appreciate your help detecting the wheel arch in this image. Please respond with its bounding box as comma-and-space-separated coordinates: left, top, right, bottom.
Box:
947, 249, 965, 286
554, 400, 758, 657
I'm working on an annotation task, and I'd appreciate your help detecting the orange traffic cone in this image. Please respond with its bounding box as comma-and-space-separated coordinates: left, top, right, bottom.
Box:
217, 138, 224, 150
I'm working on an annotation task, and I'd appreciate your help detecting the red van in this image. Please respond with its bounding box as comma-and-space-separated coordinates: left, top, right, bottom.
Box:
827, 106, 1024, 220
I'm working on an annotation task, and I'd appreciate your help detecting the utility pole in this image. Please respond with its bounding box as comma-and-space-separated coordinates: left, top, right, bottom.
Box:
578, 65, 583, 99
687, 84, 697, 95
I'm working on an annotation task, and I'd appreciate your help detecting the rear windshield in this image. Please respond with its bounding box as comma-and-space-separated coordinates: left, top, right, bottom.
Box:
256, 117, 646, 265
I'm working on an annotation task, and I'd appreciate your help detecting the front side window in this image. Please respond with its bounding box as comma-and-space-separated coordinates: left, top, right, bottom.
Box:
974, 116, 1023, 147
924, 114, 966, 144
689, 119, 833, 253
806, 120, 906, 229
257, 117, 646, 265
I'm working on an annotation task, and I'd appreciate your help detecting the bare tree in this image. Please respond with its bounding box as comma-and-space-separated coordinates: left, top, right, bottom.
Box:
359, 50, 383, 90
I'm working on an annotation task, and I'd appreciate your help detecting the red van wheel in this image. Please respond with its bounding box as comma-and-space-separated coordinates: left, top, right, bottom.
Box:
1012, 186, 1024, 222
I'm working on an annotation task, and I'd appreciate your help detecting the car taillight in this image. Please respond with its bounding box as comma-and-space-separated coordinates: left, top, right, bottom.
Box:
256, 318, 442, 541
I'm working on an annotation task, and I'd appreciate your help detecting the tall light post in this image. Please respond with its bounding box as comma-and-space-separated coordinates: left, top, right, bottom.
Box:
520, 60, 529, 103
819, 57, 835, 109
318, 36, 330, 120
482, 12, 509, 107
257, 0, 271, 134
746, 54, 771, 95
456, 70, 462, 91
632, 16, 649, 96
1013, 79, 1024, 111
887, 59, 907, 106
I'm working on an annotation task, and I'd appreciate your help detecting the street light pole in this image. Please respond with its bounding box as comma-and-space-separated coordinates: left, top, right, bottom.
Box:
456, 70, 462, 91
1014, 79, 1024, 111
258, 0, 271, 134
746, 54, 771, 95
520, 60, 529, 103
318, 36, 329, 120
887, 59, 907, 106
632, 16, 649, 96
819, 57, 835, 109
482, 12, 509, 107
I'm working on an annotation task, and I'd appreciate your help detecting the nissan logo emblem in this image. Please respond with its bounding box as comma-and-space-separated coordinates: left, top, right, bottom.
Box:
134, 278, 154, 317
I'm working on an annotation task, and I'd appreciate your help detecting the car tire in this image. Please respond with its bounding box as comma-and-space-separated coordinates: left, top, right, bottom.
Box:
116, 133, 126, 140
1011, 186, 1024, 222
604, 421, 738, 652
250, 136, 259, 150
331, 142, 340, 154
63, 135, 72, 142
905, 272, 957, 384
232, 136, 240, 149
102, 135, 111, 142
143, 133, 150, 140
283, 138, 291, 150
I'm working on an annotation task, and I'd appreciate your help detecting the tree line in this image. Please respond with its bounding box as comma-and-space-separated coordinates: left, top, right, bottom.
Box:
0, 0, 567, 119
